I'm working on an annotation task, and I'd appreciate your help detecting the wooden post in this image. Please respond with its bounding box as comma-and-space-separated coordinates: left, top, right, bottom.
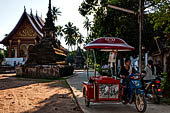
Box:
8, 40, 12, 58
17, 40, 21, 58
93, 50, 97, 77
115, 50, 118, 76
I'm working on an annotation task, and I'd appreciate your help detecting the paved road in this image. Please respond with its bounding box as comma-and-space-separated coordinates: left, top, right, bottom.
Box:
67, 70, 170, 113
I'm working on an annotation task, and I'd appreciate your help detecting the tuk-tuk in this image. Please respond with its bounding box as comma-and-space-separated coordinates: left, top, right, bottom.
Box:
83, 37, 147, 112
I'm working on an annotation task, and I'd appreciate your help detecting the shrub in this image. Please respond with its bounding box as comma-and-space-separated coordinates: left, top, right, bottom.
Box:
161, 73, 170, 98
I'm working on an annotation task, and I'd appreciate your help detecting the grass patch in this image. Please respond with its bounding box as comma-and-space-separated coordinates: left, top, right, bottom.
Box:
161, 98, 170, 105
34, 79, 55, 83
34, 77, 66, 83
62, 80, 69, 88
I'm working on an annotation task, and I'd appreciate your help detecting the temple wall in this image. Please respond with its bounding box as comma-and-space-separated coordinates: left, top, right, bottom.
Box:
16, 65, 74, 79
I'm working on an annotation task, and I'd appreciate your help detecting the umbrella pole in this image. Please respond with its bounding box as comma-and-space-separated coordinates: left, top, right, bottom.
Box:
115, 50, 118, 79
110, 51, 113, 77
93, 50, 97, 77
111, 66, 114, 77
86, 49, 89, 80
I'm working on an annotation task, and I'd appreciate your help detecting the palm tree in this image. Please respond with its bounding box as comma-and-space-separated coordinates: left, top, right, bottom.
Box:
52, 7, 61, 22
77, 33, 84, 48
83, 16, 92, 39
73, 26, 80, 50
63, 22, 76, 51
56, 25, 63, 40
63, 22, 84, 51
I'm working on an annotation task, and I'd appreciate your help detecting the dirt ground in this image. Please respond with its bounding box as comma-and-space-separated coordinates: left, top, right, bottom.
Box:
0, 76, 81, 113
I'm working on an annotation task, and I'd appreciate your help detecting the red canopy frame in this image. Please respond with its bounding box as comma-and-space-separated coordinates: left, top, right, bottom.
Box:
85, 37, 135, 79
84, 37, 135, 51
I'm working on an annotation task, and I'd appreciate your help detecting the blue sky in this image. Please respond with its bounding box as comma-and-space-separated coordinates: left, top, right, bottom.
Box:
0, 0, 86, 49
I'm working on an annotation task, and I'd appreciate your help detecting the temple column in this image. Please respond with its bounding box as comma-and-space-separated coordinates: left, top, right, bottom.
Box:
17, 40, 21, 58
14, 47, 17, 58
8, 40, 12, 58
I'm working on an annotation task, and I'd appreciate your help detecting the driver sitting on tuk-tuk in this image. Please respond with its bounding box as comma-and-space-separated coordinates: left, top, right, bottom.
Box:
120, 58, 136, 104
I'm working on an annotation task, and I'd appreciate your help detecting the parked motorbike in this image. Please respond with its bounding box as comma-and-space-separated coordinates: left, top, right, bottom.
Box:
143, 77, 162, 104
122, 74, 147, 112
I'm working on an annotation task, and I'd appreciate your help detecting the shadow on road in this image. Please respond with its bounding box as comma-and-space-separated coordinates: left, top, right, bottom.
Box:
0, 76, 65, 91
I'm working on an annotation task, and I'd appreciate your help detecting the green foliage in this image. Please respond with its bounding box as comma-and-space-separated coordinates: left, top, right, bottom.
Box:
97, 66, 112, 77
63, 22, 84, 51
149, 0, 170, 98
77, 34, 84, 47
79, 0, 155, 55
52, 7, 84, 50
78, 0, 98, 16
161, 98, 170, 105
0, 50, 4, 64
52, 7, 61, 22
150, 0, 170, 34
108, 0, 119, 4
83, 16, 92, 43
66, 51, 76, 65
55, 25, 63, 40
63, 22, 78, 51
161, 73, 170, 98
4, 49, 8, 58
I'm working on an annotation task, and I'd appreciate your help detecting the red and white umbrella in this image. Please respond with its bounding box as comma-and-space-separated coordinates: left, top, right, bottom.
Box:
84, 37, 135, 51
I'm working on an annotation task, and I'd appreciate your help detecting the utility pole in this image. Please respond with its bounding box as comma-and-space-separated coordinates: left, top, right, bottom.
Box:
139, 0, 144, 73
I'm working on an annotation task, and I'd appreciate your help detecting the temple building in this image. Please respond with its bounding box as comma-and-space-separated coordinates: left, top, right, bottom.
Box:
0, 7, 65, 66
1, 8, 44, 58
16, 0, 73, 78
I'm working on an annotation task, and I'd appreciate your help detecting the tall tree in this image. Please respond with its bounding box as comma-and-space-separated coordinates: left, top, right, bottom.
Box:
79, 0, 155, 67
79, 0, 155, 52
79, 0, 139, 55
63, 22, 77, 51
150, 0, 170, 98
52, 7, 61, 22
77, 33, 84, 48
56, 25, 63, 40
83, 16, 92, 41
0, 50, 4, 64
150, 0, 170, 34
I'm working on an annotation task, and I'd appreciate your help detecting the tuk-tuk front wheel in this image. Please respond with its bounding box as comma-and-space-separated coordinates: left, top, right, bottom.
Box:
84, 89, 90, 107
85, 98, 90, 107
135, 94, 147, 112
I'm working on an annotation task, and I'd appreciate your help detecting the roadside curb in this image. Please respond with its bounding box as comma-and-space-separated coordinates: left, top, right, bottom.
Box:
66, 79, 84, 113
63, 73, 78, 79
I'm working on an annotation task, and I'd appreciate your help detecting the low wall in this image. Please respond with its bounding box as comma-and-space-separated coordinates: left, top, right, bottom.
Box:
16, 65, 74, 79
0, 65, 15, 73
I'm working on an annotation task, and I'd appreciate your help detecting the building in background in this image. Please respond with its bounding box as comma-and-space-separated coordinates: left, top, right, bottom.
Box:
0, 8, 44, 66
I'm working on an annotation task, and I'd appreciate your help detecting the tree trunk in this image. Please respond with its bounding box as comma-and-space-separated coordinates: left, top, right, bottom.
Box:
68, 46, 70, 52
165, 51, 170, 98
71, 46, 73, 52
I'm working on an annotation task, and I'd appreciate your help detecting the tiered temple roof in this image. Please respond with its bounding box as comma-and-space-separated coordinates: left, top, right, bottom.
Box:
1, 9, 45, 45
